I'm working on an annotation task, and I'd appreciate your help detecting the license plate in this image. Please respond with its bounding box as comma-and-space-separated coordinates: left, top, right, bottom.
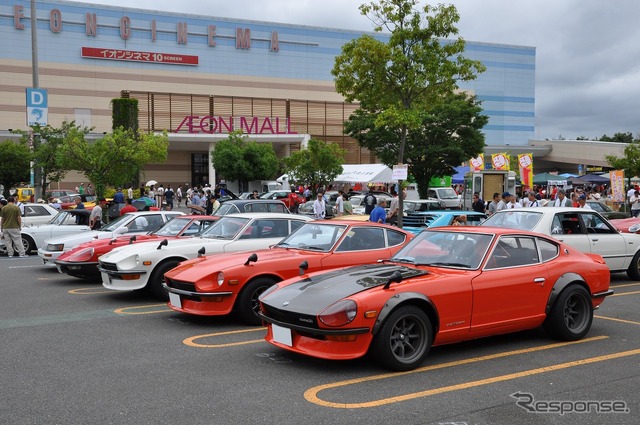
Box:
272, 324, 292, 347
168, 292, 182, 309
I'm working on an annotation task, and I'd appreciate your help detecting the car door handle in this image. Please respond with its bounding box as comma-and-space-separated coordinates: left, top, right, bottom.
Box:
534, 277, 545, 286
591, 238, 599, 242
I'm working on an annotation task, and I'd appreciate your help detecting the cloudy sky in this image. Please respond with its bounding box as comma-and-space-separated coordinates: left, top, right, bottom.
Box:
74, 0, 640, 141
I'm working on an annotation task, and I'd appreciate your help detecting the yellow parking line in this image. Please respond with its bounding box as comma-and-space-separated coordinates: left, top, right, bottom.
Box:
596, 315, 640, 326
610, 282, 640, 288
304, 336, 610, 408
610, 290, 640, 297
68, 287, 113, 295
114, 304, 171, 315
183, 327, 266, 348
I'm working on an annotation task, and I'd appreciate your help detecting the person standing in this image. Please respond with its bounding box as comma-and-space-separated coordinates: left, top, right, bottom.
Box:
165, 185, 175, 210
313, 192, 326, 219
552, 189, 572, 207
334, 190, 345, 217
0, 197, 27, 257
287, 188, 301, 214
86, 184, 94, 195
78, 183, 85, 195
369, 199, 387, 223
471, 192, 485, 213
89, 198, 107, 230
577, 194, 593, 209
488, 192, 501, 216
127, 185, 134, 200
630, 191, 640, 217
176, 185, 183, 207
113, 188, 125, 204
364, 189, 377, 215
74, 196, 86, 224
386, 190, 399, 225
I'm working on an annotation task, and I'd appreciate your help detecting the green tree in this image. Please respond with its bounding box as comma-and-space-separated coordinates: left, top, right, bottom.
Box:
282, 138, 345, 194
332, 0, 485, 224
58, 126, 169, 198
606, 141, 640, 191
0, 140, 31, 197
15, 123, 72, 194
211, 131, 279, 191
346, 92, 487, 198
600, 132, 634, 144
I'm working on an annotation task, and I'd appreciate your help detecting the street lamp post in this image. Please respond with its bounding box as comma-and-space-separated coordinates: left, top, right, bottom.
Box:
31, 0, 42, 200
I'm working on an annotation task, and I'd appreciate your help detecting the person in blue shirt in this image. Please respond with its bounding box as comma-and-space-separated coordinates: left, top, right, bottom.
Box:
369, 199, 387, 223
113, 188, 125, 204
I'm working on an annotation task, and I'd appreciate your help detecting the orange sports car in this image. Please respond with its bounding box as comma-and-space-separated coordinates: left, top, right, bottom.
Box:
163, 221, 414, 324
258, 226, 613, 371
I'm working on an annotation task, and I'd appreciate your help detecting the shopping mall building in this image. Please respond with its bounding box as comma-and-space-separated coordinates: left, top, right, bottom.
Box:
2, 0, 561, 190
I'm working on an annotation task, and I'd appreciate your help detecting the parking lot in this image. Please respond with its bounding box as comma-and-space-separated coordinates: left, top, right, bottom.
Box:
1, 255, 638, 424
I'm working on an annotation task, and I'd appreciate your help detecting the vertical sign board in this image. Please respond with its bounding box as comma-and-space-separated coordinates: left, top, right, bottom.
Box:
26, 88, 48, 126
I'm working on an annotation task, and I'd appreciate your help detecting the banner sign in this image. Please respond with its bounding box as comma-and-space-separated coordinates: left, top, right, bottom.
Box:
469, 154, 485, 171
82, 47, 198, 65
491, 153, 510, 171
518, 153, 534, 189
610, 170, 625, 203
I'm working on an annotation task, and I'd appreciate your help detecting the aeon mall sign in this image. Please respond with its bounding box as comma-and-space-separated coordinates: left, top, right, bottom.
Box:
175, 116, 297, 135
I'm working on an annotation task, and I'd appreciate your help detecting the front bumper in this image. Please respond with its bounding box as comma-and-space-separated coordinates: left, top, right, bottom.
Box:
55, 259, 100, 278
163, 282, 234, 315
98, 265, 149, 291
37, 248, 64, 266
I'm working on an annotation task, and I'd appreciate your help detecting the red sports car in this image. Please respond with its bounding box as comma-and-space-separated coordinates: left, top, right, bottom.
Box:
609, 217, 640, 234
55, 215, 217, 279
259, 226, 613, 371
163, 221, 414, 324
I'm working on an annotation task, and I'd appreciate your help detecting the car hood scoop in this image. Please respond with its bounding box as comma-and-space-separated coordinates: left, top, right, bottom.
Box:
263, 264, 426, 315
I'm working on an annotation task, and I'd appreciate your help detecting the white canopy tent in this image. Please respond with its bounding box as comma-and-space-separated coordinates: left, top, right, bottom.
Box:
333, 164, 394, 183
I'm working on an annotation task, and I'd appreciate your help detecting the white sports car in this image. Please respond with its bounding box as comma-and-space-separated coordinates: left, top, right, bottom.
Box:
37, 210, 184, 265
22, 203, 61, 227
481, 206, 640, 279
1, 210, 91, 256
98, 213, 313, 299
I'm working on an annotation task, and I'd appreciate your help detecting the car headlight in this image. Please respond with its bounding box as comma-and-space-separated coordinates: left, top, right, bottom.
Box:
319, 299, 357, 327
629, 224, 640, 233
67, 247, 94, 262
46, 243, 64, 252
217, 272, 224, 286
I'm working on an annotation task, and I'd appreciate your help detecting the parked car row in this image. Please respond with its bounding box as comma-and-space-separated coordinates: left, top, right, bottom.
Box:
4, 205, 623, 372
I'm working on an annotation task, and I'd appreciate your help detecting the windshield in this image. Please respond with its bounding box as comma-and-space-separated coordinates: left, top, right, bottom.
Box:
278, 223, 347, 251
154, 217, 192, 237
391, 230, 493, 269
50, 211, 72, 225
101, 213, 134, 231
482, 211, 543, 231
215, 203, 240, 216
200, 216, 250, 240
436, 188, 459, 199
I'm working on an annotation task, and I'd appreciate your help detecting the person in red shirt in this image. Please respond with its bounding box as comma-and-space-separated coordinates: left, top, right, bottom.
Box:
119, 198, 138, 216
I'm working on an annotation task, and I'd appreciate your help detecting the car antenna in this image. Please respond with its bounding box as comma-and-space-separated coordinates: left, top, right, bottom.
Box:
157, 239, 168, 250
244, 253, 258, 265
299, 260, 309, 276
383, 270, 403, 290
198, 247, 206, 258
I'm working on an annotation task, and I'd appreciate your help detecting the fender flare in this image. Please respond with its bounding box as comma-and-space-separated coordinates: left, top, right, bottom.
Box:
545, 272, 587, 315
372, 292, 439, 336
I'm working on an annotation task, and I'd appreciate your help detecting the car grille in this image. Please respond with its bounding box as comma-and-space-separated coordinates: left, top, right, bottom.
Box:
165, 278, 196, 293
99, 262, 119, 272
262, 304, 319, 329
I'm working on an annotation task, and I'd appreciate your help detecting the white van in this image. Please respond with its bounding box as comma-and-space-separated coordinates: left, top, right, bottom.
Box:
427, 187, 461, 209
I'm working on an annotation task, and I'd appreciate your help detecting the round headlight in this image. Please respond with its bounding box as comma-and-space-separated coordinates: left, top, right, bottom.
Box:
629, 224, 640, 233
217, 272, 224, 286
319, 299, 357, 327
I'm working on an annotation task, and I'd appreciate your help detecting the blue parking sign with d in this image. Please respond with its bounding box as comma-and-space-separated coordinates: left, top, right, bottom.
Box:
26, 88, 48, 126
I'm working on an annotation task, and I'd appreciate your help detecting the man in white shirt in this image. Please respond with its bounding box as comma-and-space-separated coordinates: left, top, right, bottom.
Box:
334, 191, 345, 217
313, 192, 326, 219
577, 194, 592, 209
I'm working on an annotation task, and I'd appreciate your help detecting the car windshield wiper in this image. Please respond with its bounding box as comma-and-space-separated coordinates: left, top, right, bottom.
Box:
423, 262, 469, 268
303, 246, 325, 251
389, 257, 416, 264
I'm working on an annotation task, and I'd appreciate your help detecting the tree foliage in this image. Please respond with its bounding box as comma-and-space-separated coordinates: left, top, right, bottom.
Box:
332, 0, 485, 222
282, 139, 345, 193
57, 126, 169, 198
15, 123, 72, 192
211, 131, 279, 189
600, 132, 634, 144
345, 92, 487, 198
606, 141, 640, 182
0, 140, 31, 197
